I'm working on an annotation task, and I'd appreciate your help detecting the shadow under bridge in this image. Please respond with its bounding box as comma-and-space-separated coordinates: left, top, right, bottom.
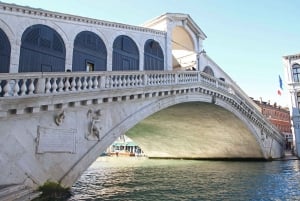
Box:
127, 102, 268, 160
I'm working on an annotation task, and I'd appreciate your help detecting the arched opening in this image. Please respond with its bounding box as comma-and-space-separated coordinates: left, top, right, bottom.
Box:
0, 28, 10, 73
112, 35, 139, 71
144, 39, 164, 70
292, 63, 300, 82
72, 31, 107, 72
171, 26, 196, 70
19, 24, 66, 72
203, 66, 214, 77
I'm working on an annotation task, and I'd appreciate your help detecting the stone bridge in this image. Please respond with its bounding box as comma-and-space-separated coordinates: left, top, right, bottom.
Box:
0, 70, 284, 189
0, 1, 285, 193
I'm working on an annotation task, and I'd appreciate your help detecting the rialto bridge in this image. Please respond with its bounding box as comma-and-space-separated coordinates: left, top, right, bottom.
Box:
0, 1, 284, 194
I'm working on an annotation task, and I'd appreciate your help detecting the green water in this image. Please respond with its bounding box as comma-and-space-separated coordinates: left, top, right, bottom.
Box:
68, 158, 300, 201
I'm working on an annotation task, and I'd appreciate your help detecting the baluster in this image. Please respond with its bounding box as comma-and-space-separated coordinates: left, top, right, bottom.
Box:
13, 79, 19, 96
109, 76, 114, 88
126, 75, 131, 87
77, 77, 82, 90
45, 78, 51, 93
143, 74, 148, 86
135, 75, 138, 86
119, 75, 123, 87
105, 76, 110, 88
139, 75, 143, 86
71, 77, 76, 91
82, 76, 88, 90
51, 78, 58, 93
114, 76, 119, 88
58, 78, 64, 92
88, 77, 93, 89
28, 79, 35, 94
20, 79, 27, 96
64, 77, 70, 92
3, 80, 11, 96
93, 76, 98, 89
131, 75, 136, 86
122, 75, 127, 87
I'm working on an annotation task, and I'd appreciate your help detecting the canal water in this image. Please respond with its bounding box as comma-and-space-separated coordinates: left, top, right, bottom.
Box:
68, 157, 300, 201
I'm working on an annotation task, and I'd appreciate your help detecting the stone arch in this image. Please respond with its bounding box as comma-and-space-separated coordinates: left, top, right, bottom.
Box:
19, 24, 66, 72
72, 31, 107, 72
171, 26, 196, 70
112, 35, 139, 71
144, 39, 164, 70
60, 93, 268, 187
203, 66, 214, 77
0, 28, 11, 73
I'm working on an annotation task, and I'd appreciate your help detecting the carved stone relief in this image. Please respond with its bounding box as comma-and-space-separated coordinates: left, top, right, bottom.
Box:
86, 109, 102, 141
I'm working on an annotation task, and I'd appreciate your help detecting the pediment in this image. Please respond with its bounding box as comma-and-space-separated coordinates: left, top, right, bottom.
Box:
143, 13, 207, 40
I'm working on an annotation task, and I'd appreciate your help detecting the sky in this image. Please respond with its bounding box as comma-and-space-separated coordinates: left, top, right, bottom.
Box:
2, 0, 299, 107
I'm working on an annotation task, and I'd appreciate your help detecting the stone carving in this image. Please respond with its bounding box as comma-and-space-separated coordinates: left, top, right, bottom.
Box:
86, 109, 102, 141
55, 110, 65, 126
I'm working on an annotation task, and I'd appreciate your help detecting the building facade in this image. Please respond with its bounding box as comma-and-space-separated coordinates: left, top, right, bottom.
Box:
282, 54, 300, 157
253, 98, 293, 150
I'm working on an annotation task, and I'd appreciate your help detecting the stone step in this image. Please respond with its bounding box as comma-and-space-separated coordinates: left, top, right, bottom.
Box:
0, 184, 40, 201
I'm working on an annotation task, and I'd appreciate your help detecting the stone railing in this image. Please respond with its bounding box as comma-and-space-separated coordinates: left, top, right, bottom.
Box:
0, 70, 284, 144
0, 71, 229, 97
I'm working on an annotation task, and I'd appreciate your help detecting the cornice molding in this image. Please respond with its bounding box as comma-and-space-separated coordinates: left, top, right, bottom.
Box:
0, 1, 166, 36
283, 53, 300, 60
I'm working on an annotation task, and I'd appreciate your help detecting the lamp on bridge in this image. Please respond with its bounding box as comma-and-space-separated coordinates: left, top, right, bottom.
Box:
197, 49, 206, 71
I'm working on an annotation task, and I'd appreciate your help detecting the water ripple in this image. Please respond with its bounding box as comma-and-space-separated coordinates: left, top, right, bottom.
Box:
68, 158, 300, 201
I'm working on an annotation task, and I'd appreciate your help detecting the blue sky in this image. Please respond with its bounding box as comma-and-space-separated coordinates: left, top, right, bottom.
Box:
2, 0, 299, 107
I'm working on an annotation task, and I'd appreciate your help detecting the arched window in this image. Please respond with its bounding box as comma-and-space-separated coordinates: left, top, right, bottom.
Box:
292, 63, 300, 82
0, 28, 10, 73
19, 24, 65, 72
144, 39, 164, 70
112, 35, 139, 71
297, 92, 300, 109
72, 31, 107, 72
203, 66, 214, 77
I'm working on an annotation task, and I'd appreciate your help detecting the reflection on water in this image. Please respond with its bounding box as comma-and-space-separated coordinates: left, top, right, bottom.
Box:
68, 158, 300, 201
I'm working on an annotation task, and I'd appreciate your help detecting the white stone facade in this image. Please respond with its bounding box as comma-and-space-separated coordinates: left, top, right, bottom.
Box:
283, 54, 300, 157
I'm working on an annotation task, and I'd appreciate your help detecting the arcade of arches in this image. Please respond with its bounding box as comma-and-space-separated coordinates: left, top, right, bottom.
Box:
0, 24, 215, 76
0, 25, 164, 73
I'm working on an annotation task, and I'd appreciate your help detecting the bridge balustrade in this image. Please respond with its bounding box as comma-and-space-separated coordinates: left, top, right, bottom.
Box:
0, 71, 229, 98
0, 70, 284, 145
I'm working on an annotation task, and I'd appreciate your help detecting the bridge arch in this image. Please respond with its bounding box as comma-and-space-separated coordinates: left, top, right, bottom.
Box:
59, 93, 270, 186
19, 24, 66, 72
112, 35, 139, 71
0, 28, 11, 73
144, 39, 164, 70
72, 31, 107, 72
